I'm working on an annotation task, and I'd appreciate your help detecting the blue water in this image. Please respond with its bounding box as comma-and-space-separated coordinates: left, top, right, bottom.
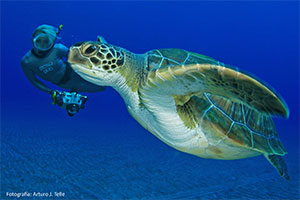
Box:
1, 1, 299, 199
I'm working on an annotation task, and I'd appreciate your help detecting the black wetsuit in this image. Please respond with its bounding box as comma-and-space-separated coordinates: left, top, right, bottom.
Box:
21, 43, 105, 94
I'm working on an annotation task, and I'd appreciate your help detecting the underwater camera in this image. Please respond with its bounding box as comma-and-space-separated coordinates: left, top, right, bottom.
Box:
52, 91, 88, 116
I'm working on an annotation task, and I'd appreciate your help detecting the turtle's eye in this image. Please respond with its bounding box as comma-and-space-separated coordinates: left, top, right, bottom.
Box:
83, 45, 97, 55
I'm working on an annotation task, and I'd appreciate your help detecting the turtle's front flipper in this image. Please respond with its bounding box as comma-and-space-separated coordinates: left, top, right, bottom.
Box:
140, 64, 289, 118
264, 154, 290, 180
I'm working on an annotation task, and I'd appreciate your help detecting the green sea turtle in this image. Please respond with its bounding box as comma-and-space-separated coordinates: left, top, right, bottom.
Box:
68, 39, 290, 180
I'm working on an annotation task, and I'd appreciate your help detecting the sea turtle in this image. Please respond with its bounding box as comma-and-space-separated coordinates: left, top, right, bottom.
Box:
68, 38, 290, 180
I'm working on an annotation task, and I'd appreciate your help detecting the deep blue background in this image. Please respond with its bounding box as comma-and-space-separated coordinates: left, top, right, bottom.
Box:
1, 1, 298, 144
1, 1, 299, 199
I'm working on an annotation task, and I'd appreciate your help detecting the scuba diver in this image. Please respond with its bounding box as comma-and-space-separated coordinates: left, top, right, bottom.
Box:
21, 24, 106, 116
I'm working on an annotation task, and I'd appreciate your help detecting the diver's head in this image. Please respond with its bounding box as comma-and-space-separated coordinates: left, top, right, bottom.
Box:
31, 25, 61, 56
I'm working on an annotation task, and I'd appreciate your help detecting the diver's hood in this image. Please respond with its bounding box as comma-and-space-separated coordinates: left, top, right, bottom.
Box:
32, 25, 58, 38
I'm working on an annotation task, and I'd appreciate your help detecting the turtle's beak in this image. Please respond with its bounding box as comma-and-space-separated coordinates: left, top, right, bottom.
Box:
68, 47, 92, 69
68, 46, 105, 85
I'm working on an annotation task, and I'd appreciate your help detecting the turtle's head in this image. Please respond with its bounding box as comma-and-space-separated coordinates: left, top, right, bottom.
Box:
68, 41, 125, 86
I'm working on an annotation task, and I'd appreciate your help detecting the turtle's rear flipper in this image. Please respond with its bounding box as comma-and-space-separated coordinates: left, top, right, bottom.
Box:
264, 154, 290, 180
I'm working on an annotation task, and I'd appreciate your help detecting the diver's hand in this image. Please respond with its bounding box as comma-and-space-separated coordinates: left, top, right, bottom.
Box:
51, 90, 62, 105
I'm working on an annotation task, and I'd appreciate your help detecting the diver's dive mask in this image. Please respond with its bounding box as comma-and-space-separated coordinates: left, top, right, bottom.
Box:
33, 33, 55, 51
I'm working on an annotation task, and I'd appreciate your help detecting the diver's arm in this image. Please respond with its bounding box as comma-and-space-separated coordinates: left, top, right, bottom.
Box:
21, 61, 53, 94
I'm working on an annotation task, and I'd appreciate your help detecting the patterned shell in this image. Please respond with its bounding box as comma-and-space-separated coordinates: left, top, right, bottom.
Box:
144, 48, 288, 156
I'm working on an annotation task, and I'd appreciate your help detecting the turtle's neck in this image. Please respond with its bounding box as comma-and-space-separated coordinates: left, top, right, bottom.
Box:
112, 51, 147, 106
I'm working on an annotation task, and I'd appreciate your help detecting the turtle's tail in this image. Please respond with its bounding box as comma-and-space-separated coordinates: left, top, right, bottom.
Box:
264, 154, 290, 180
